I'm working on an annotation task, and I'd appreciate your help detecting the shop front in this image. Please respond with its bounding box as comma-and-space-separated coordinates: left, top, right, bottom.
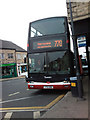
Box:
17, 63, 27, 76
0, 63, 17, 78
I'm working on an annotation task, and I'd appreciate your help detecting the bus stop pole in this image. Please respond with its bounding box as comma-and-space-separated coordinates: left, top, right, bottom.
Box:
69, 0, 83, 98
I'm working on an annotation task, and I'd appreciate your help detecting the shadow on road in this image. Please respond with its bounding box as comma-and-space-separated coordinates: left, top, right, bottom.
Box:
32, 89, 69, 95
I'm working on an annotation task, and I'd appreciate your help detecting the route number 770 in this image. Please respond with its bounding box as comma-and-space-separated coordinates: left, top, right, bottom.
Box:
54, 40, 62, 47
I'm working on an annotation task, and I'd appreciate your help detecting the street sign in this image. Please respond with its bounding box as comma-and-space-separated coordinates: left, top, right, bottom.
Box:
77, 36, 86, 47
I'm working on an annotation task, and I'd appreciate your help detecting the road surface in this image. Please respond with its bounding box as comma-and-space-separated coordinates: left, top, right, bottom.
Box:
0, 78, 67, 119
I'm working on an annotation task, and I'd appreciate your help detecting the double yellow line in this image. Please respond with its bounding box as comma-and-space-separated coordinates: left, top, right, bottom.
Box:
0, 94, 65, 111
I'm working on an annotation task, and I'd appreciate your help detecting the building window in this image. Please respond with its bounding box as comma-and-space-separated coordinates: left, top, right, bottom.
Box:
0, 53, 5, 59
17, 54, 21, 59
8, 53, 13, 59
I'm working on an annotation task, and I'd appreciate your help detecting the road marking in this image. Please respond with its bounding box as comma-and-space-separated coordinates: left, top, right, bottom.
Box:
45, 94, 65, 109
9, 92, 20, 96
0, 93, 65, 111
4, 112, 13, 119
0, 106, 45, 110
0, 95, 42, 104
33, 111, 40, 119
0, 109, 45, 112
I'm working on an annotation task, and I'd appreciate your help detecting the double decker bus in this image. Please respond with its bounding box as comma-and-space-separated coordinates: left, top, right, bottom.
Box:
26, 17, 75, 90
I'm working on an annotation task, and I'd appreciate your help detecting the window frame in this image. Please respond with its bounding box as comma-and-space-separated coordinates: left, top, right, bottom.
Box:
8, 53, 13, 59
0, 53, 5, 59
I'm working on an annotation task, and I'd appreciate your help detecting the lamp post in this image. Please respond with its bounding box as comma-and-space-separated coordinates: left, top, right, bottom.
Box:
69, 0, 83, 98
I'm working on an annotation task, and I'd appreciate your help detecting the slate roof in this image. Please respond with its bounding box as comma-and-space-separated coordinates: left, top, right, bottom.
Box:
0, 39, 26, 52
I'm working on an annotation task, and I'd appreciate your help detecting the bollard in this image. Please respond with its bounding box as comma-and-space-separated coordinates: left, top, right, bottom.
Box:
70, 77, 79, 97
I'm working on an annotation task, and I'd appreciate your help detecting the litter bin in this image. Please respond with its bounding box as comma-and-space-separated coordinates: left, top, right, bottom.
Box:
70, 77, 79, 97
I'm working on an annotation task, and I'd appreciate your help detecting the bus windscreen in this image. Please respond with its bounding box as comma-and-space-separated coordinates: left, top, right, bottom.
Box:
28, 51, 70, 75
30, 17, 65, 37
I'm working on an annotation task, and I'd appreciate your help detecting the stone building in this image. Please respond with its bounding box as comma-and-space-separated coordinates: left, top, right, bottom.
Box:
67, 2, 90, 22
0, 39, 27, 78
66, 1, 90, 73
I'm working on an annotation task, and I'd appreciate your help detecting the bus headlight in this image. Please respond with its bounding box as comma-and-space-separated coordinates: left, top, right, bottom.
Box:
30, 85, 34, 88
64, 81, 68, 83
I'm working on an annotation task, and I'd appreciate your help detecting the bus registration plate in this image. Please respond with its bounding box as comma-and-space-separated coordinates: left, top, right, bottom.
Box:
43, 86, 53, 89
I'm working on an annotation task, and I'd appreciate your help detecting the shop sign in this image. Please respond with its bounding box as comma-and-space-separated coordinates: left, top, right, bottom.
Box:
0, 63, 16, 67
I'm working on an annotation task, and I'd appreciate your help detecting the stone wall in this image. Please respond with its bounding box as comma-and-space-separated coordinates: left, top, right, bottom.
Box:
67, 2, 90, 22
0, 49, 27, 64
16, 52, 27, 64
0, 49, 16, 64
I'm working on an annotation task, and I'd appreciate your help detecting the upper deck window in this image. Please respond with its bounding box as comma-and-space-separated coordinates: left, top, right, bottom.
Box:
30, 17, 65, 37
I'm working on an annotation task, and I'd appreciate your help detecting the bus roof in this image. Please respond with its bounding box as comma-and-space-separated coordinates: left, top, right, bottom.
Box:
30, 16, 67, 24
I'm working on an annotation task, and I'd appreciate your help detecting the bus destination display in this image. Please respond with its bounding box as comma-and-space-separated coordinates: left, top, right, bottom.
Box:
33, 39, 63, 50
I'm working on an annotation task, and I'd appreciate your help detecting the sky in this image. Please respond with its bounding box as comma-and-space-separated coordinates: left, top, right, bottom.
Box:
0, 0, 67, 50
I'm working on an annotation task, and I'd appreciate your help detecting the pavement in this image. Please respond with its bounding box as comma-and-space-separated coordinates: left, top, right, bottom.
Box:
0, 75, 89, 119
0, 76, 25, 82
40, 76, 89, 120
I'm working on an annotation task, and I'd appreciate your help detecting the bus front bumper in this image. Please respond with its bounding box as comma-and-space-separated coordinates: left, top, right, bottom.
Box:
28, 82, 71, 90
